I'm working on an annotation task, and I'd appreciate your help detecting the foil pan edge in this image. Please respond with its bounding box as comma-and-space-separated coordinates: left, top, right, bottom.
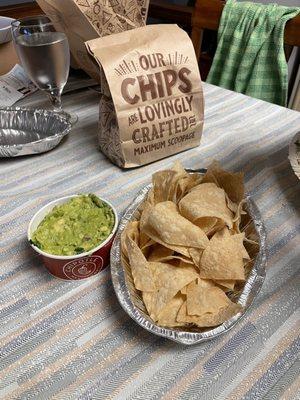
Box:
0, 107, 72, 157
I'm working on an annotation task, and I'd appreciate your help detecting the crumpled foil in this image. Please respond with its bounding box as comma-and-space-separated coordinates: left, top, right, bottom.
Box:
0, 107, 71, 157
110, 172, 267, 345
288, 131, 300, 180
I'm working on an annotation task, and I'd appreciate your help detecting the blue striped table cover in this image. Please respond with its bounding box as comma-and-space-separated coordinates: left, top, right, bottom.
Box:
0, 82, 299, 400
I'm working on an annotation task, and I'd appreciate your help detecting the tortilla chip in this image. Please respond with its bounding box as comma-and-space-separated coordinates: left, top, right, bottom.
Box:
180, 261, 197, 269
177, 301, 242, 327
179, 183, 233, 229
121, 221, 139, 258
176, 173, 203, 203
147, 244, 174, 262
181, 285, 188, 295
142, 291, 155, 317
231, 200, 247, 233
159, 242, 191, 258
150, 254, 194, 265
225, 194, 238, 213
148, 261, 199, 320
140, 223, 191, 258
140, 202, 193, 256
171, 160, 187, 175
151, 161, 190, 205
157, 293, 186, 327
172, 161, 203, 204
188, 248, 203, 268
244, 234, 259, 246
126, 237, 156, 292
121, 254, 131, 273
231, 232, 250, 260
206, 218, 226, 238
142, 201, 209, 249
186, 279, 233, 316
202, 161, 244, 204
141, 187, 155, 208
232, 200, 246, 223
138, 234, 153, 258
215, 280, 236, 291
184, 173, 203, 191
200, 228, 245, 281
201, 227, 244, 265
194, 217, 218, 234
140, 237, 155, 250
140, 240, 155, 259
147, 244, 193, 264
140, 201, 152, 231
152, 170, 178, 204
168, 255, 194, 264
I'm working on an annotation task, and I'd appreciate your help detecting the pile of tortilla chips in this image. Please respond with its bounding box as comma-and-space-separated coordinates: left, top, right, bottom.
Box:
121, 161, 256, 329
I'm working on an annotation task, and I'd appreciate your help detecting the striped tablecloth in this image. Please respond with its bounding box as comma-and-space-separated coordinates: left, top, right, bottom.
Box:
1, 83, 299, 400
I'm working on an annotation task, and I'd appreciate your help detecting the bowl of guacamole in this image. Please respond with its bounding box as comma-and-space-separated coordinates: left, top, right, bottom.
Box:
28, 194, 118, 280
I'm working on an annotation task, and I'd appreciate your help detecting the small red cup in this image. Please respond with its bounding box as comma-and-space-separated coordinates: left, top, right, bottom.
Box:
28, 195, 118, 280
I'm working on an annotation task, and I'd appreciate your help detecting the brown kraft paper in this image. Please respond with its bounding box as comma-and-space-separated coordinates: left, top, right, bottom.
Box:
86, 24, 204, 168
36, 0, 149, 84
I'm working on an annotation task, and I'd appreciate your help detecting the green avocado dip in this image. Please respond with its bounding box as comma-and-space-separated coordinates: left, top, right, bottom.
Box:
31, 194, 115, 256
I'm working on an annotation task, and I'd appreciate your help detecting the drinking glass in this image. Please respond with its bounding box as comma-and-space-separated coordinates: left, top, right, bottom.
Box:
11, 16, 77, 124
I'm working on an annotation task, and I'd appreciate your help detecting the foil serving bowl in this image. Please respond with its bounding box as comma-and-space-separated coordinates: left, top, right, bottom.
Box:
288, 131, 300, 180
110, 170, 267, 345
0, 107, 71, 157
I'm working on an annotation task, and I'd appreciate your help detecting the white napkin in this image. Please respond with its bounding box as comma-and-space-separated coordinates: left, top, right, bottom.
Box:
0, 64, 37, 106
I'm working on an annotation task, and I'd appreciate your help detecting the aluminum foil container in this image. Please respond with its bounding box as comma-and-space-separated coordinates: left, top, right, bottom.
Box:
288, 131, 300, 180
110, 170, 267, 345
0, 107, 71, 157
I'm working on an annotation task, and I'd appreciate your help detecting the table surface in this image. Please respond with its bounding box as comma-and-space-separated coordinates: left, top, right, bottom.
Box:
1, 82, 300, 400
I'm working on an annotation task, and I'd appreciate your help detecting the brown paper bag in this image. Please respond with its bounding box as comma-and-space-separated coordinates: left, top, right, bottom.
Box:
37, 0, 149, 83
86, 24, 204, 168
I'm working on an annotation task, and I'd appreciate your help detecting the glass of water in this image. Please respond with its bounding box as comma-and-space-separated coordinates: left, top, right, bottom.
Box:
11, 16, 77, 123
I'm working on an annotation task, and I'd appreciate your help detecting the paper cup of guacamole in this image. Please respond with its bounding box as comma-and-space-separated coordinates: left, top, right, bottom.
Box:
28, 194, 118, 280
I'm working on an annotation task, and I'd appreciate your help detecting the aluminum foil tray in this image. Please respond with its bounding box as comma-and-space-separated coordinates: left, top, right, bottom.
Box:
110, 171, 267, 345
0, 107, 71, 157
288, 131, 300, 180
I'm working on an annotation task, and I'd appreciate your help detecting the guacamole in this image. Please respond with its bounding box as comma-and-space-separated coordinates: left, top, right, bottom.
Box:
31, 194, 115, 256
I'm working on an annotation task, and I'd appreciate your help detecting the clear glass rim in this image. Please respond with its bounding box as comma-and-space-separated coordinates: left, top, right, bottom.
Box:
11, 15, 57, 29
